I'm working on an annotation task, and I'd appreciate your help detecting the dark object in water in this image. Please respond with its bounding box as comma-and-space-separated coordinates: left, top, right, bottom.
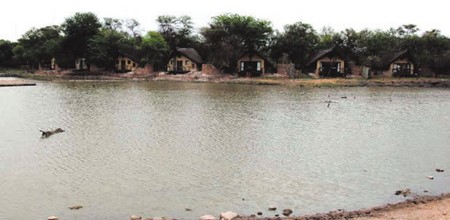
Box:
395, 188, 411, 197
68, 205, 83, 210
436, 168, 444, 172
40, 128, 65, 138
325, 100, 336, 107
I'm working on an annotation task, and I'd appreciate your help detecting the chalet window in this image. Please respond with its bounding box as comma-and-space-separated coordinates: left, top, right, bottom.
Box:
170, 60, 174, 65
393, 63, 412, 74
133, 63, 136, 67
127, 60, 131, 64
192, 63, 195, 68
186, 60, 190, 65
240, 62, 245, 71
319, 62, 341, 74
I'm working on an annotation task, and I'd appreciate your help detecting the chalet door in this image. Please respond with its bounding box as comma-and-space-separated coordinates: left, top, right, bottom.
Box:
121, 60, 126, 71
245, 61, 257, 72
176, 61, 183, 71
320, 62, 340, 76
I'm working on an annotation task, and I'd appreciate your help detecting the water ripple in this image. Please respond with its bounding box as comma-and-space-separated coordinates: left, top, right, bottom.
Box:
1, 83, 450, 219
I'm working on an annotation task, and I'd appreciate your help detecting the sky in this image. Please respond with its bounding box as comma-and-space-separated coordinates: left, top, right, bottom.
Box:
0, 0, 448, 41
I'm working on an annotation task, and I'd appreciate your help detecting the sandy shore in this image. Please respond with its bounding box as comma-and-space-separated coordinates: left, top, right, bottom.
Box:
356, 196, 450, 220
0, 78, 36, 86
232, 194, 450, 220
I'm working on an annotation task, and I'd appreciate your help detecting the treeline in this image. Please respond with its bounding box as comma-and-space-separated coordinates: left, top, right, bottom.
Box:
1, 12, 450, 73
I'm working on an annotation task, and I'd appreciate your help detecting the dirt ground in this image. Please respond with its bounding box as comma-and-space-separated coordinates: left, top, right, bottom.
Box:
233, 194, 450, 220
355, 197, 450, 220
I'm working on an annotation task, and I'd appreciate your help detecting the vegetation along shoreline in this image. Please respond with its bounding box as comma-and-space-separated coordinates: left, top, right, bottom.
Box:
2, 12, 450, 81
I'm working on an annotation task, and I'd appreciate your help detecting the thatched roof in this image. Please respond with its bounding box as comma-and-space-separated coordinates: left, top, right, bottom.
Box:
176, 47, 203, 64
305, 47, 345, 67
375, 50, 416, 70
238, 50, 276, 68
119, 48, 141, 63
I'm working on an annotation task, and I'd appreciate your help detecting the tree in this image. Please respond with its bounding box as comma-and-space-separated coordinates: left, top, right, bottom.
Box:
360, 29, 400, 65
103, 17, 123, 31
396, 24, 419, 37
270, 22, 318, 68
87, 29, 128, 70
140, 31, 170, 70
201, 14, 273, 71
13, 25, 62, 69
124, 18, 142, 38
0, 40, 16, 67
157, 15, 196, 48
331, 29, 373, 65
317, 26, 340, 49
61, 12, 101, 67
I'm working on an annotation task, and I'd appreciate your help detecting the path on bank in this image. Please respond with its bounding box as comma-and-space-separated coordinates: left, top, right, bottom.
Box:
0, 78, 36, 86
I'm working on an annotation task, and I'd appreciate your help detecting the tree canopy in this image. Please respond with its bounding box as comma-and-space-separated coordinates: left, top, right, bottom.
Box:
60, 12, 101, 66
0, 40, 16, 67
270, 22, 318, 68
201, 14, 273, 70
157, 15, 196, 49
140, 31, 170, 69
13, 25, 62, 69
2, 12, 450, 75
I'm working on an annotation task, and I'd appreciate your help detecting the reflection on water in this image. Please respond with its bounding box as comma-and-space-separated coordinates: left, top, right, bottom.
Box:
1, 81, 450, 219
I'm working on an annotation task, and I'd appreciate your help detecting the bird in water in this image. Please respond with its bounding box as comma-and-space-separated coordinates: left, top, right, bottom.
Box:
325, 100, 334, 107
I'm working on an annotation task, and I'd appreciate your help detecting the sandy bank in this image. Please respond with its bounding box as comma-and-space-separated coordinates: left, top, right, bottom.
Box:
230, 194, 450, 220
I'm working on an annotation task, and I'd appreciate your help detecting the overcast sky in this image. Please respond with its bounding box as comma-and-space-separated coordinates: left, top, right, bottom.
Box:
0, 0, 448, 41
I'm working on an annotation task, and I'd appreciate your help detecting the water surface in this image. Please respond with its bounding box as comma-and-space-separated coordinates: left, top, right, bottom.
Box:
1, 81, 449, 219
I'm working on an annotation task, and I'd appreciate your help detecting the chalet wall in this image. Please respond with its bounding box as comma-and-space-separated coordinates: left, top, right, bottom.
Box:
314, 57, 345, 76
116, 56, 138, 72
75, 58, 87, 70
237, 54, 265, 74
167, 55, 198, 72
379, 58, 415, 77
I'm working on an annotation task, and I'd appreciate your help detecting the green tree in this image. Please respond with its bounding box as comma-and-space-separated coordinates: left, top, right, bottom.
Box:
0, 40, 16, 67
317, 26, 340, 49
61, 12, 101, 67
396, 24, 419, 37
157, 15, 196, 48
201, 14, 273, 71
13, 25, 62, 69
140, 31, 170, 70
331, 29, 373, 65
361, 29, 400, 65
87, 29, 128, 70
270, 22, 318, 67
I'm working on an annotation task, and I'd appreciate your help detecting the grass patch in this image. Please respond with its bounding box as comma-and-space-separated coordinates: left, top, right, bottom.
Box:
0, 68, 27, 76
